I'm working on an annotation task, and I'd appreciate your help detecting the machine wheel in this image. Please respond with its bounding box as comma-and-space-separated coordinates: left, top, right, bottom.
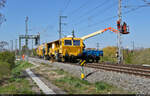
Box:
44, 55, 47, 60
61, 57, 66, 62
55, 53, 60, 62
87, 56, 94, 63
96, 59, 99, 63
44, 55, 49, 60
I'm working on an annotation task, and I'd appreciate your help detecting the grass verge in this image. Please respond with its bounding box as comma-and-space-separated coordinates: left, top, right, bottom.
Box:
53, 69, 128, 94
34, 64, 131, 94
0, 61, 36, 94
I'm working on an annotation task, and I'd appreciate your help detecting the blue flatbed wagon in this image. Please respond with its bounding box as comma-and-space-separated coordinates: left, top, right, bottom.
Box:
82, 50, 103, 63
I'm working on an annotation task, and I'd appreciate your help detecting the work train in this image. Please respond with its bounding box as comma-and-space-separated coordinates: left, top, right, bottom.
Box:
36, 36, 103, 63
36, 27, 126, 63
37, 37, 84, 62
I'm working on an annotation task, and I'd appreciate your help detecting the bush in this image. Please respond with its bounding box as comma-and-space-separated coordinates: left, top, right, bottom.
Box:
122, 49, 133, 64
95, 81, 112, 91
102, 46, 117, 63
131, 48, 150, 64
0, 61, 11, 79
0, 51, 15, 69
0, 51, 15, 80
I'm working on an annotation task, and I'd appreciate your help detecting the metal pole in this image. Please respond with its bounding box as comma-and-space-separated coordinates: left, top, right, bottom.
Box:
11, 40, 13, 51
59, 16, 67, 39
32, 39, 33, 56
117, 0, 122, 64
19, 37, 21, 59
72, 29, 75, 38
15, 39, 17, 58
132, 41, 134, 53
96, 43, 99, 50
38, 33, 40, 45
25, 16, 29, 61
59, 16, 61, 39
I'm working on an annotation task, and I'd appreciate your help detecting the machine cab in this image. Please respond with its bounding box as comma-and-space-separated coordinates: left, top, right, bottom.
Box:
60, 37, 84, 56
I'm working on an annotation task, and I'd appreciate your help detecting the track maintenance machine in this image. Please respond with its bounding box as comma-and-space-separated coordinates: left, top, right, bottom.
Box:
37, 36, 84, 62
36, 26, 129, 62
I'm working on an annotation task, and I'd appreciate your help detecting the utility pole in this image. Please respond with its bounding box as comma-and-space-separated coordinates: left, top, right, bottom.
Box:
59, 16, 67, 39
132, 41, 134, 53
32, 39, 33, 56
72, 29, 75, 37
11, 40, 13, 51
15, 39, 17, 58
19, 37, 21, 59
117, 0, 122, 64
25, 16, 29, 61
96, 43, 99, 50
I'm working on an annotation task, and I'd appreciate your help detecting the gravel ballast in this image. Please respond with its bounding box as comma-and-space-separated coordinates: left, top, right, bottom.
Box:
29, 57, 150, 94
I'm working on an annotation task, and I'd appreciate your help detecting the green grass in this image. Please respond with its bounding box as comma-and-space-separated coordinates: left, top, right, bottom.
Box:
53, 69, 67, 75
54, 76, 91, 94
11, 61, 33, 78
0, 61, 11, 79
41, 62, 53, 67
45, 68, 129, 94
0, 61, 36, 94
101, 48, 150, 65
0, 79, 34, 94
0, 51, 15, 80
122, 48, 150, 65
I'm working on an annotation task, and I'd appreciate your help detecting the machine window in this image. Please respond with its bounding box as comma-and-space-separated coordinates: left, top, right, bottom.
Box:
73, 40, 80, 46
65, 40, 72, 45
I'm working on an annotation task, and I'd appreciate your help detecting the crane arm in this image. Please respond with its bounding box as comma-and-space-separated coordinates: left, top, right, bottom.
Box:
81, 27, 119, 40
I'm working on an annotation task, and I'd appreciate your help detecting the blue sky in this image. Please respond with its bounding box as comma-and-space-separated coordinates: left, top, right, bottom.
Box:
0, 0, 150, 49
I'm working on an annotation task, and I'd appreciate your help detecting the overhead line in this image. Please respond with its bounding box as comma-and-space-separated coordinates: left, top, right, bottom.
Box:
79, 15, 117, 31
62, 0, 71, 14
70, 0, 110, 24
123, 4, 150, 14
78, 5, 149, 32
75, 0, 108, 20
73, 1, 118, 26
141, 0, 150, 4
68, 0, 91, 16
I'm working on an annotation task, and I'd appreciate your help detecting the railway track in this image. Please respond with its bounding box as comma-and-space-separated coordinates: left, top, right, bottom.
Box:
30, 57, 150, 78
63, 61, 150, 78
85, 63, 150, 78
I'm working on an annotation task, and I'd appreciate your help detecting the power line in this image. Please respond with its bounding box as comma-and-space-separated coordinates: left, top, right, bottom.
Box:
141, 0, 150, 4
73, 1, 117, 26
78, 4, 150, 32
68, 0, 91, 16
123, 4, 150, 14
123, 4, 150, 8
78, 15, 117, 31
72, 0, 109, 22
62, 0, 71, 14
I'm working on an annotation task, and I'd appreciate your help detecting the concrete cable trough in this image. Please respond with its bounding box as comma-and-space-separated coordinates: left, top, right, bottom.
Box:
26, 61, 56, 94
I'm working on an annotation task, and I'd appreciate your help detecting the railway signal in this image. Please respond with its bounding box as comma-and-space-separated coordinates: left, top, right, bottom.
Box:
79, 60, 86, 80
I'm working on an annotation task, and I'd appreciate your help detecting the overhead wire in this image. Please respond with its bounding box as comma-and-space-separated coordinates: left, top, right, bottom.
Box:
141, 0, 150, 4
68, 0, 91, 16
61, 0, 71, 14
73, 1, 118, 26
78, 4, 150, 32
71, 0, 109, 23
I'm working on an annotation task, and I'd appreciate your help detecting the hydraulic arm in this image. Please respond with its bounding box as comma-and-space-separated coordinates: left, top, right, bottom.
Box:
81, 27, 119, 40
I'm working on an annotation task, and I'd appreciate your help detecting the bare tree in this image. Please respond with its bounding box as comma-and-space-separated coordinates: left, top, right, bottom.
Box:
0, 41, 8, 51
0, 0, 6, 8
0, 0, 6, 26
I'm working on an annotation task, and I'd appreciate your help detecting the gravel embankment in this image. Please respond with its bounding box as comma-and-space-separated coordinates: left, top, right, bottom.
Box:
29, 57, 150, 94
